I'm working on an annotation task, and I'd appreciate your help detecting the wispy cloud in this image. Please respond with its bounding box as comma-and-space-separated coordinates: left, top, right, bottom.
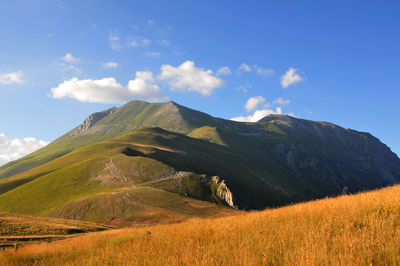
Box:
0, 71, 23, 85
102, 61, 118, 68
109, 34, 122, 50
143, 51, 161, 58
273, 97, 291, 106
238, 63, 274, 77
239, 63, 251, 72
63, 53, 79, 63
216, 66, 232, 76
129, 38, 152, 47
158, 40, 170, 46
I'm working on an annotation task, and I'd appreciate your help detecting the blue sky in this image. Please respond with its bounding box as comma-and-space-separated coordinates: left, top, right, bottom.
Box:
0, 0, 399, 164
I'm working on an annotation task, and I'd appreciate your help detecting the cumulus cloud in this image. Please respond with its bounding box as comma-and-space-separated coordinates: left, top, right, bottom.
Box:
231, 107, 282, 122
63, 53, 79, 63
127, 72, 168, 102
159, 61, 223, 96
50, 72, 167, 104
0, 71, 23, 85
109, 34, 122, 50
273, 97, 291, 106
102, 62, 118, 68
281, 68, 302, 88
244, 96, 266, 112
136, 71, 154, 82
0, 133, 49, 166
216, 66, 231, 76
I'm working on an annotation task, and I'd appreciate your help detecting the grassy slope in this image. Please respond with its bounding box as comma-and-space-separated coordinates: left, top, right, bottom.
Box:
0, 101, 194, 179
1, 101, 399, 213
0, 212, 112, 236
2, 184, 400, 265
0, 130, 238, 224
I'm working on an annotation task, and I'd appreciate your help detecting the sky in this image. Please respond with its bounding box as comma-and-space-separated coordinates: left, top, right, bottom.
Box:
0, 0, 399, 165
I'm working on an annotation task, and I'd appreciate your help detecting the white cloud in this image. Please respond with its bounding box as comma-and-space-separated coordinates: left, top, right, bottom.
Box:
109, 34, 122, 50
136, 71, 154, 82
102, 62, 118, 68
51, 77, 129, 103
231, 107, 282, 122
143, 51, 161, 58
50, 72, 167, 104
216, 66, 231, 76
245, 96, 266, 112
239, 63, 251, 72
127, 72, 168, 102
0, 133, 49, 166
159, 61, 223, 96
147, 19, 155, 25
0, 71, 23, 85
281, 68, 302, 88
63, 53, 79, 63
273, 97, 291, 106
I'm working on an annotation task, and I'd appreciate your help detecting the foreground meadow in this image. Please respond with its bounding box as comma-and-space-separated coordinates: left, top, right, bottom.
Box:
2, 185, 400, 265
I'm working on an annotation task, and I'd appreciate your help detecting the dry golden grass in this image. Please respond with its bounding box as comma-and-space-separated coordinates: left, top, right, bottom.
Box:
2, 185, 400, 265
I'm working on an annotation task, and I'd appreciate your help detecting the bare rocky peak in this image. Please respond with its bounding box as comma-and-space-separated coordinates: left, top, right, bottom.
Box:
70, 107, 116, 136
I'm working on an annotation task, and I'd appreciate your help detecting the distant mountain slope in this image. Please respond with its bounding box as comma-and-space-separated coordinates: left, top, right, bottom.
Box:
0, 100, 399, 218
0, 101, 221, 179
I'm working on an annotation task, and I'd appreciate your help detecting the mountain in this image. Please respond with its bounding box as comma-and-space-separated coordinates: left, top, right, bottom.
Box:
0, 100, 399, 224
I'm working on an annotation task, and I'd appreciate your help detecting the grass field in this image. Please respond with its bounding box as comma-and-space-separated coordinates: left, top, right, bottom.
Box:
0, 213, 113, 251
1, 184, 400, 265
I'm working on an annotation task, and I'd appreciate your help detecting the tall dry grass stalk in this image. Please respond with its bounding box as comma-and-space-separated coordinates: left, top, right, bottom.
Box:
1, 185, 400, 265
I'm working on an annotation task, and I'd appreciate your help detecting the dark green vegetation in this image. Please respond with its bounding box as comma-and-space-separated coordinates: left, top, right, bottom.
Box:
0, 101, 399, 224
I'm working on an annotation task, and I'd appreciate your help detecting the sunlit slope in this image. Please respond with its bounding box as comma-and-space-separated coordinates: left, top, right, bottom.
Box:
0, 130, 238, 224
0, 101, 220, 179
0, 212, 112, 236
3, 185, 400, 265
1, 100, 399, 211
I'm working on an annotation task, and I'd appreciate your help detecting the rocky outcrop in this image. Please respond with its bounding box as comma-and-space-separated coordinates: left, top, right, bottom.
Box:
210, 176, 238, 209
70, 107, 116, 136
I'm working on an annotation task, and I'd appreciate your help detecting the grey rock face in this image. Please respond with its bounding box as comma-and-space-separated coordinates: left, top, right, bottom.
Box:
70, 107, 116, 136
210, 176, 238, 209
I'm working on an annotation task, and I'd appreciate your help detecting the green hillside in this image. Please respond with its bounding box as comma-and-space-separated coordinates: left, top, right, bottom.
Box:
0, 100, 399, 223
0, 131, 238, 224
0, 101, 219, 179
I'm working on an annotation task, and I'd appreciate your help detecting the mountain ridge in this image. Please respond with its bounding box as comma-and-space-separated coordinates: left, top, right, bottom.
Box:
0, 100, 399, 223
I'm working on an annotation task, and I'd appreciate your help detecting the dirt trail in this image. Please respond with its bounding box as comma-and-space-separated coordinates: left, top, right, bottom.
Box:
105, 159, 128, 184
